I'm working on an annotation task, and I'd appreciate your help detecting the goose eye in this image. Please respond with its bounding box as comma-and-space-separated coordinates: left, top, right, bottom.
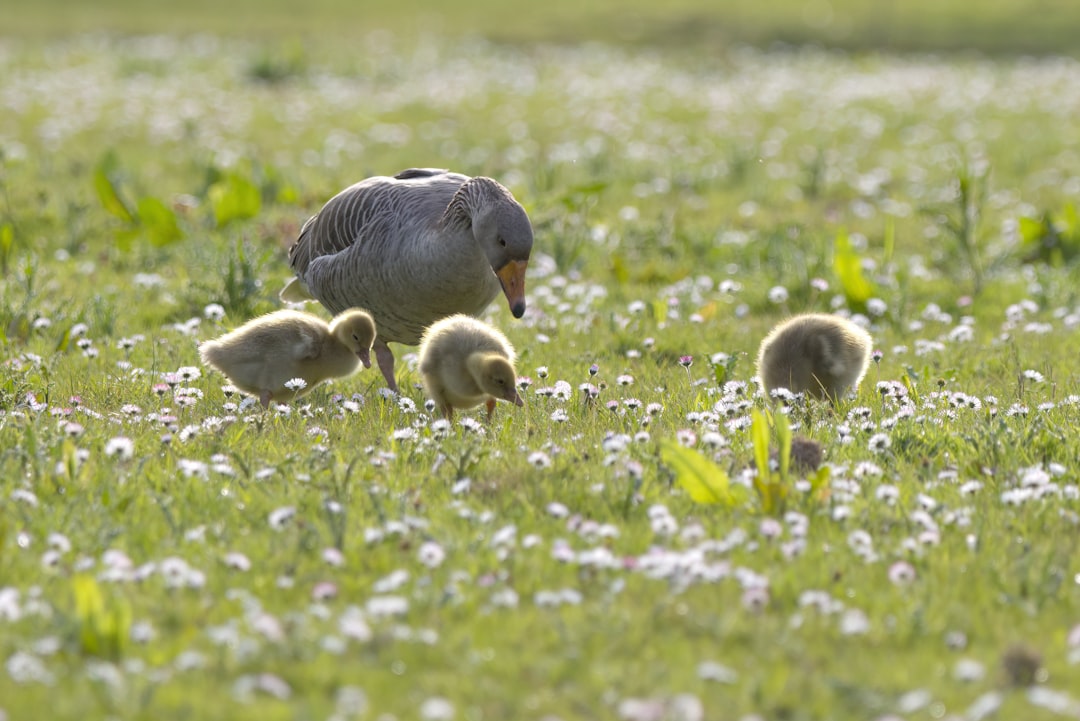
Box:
498, 237, 507, 248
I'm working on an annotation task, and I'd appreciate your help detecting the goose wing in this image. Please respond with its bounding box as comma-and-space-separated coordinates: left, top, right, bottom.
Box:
393, 168, 450, 180
286, 171, 468, 277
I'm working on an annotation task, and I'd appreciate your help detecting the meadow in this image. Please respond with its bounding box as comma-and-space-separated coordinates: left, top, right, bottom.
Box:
2, 3, 1080, 720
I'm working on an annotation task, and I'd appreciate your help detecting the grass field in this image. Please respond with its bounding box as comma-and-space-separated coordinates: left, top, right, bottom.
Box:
3, 3, 1080, 721
6, 0, 1080, 56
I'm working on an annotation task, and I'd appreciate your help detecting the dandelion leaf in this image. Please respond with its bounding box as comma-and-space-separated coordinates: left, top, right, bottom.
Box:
1018, 215, 1047, 246
750, 409, 770, 480
209, 172, 261, 227
660, 440, 735, 505
833, 230, 875, 308
137, 196, 183, 247
775, 411, 792, 480
611, 253, 629, 285
93, 153, 135, 223
809, 464, 831, 501
73, 575, 131, 660
0, 221, 14, 271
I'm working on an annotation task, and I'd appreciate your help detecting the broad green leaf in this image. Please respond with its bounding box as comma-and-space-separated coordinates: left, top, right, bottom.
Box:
775, 411, 792, 480
750, 409, 770, 481
833, 230, 875, 307
93, 153, 135, 223
902, 369, 920, 405
137, 196, 183, 247
276, 183, 299, 204
61, 439, 80, 481
209, 172, 261, 227
73, 575, 104, 623
73, 574, 106, 655
611, 253, 629, 285
760, 478, 788, 515
0, 221, 15, 279
73, 574, 130, 659
115, 228, 140, 254
1062, 203, 1078, 239
1017, 216, 1046, 246
55, 327, 71, 353
660, 440, 734, 505
0, 221, 13, 259
809, 464, 832, 500
650, 299, 667, 324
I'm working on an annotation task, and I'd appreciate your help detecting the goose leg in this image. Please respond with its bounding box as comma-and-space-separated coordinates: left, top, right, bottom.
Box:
485, 397, 497, 423
374, 339, 398, 393
259, 390, 272, 409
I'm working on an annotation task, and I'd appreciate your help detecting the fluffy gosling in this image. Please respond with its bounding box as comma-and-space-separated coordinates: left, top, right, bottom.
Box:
417, 314, 524, 420
199, 308, 376, 408
756, 313, 873, 402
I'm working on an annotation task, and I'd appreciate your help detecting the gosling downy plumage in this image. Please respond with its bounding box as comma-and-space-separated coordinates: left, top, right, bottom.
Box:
199, 308, 376, 408
756, 313, 873, 402
417, 314, 524, 420
281, 168, 533, 393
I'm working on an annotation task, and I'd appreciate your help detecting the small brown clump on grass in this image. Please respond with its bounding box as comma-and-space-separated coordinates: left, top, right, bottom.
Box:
771, 436, 825, 474
1001, 644, 1043, 687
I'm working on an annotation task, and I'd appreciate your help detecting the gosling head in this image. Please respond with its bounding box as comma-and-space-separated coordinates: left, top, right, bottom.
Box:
467, 352, 524, 407
330, 309, 376, 368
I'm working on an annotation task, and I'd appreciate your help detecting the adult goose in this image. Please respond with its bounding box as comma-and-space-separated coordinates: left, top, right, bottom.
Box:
281, 168, 533, 392
199, 308, 376, 408
756, 313, 873, 402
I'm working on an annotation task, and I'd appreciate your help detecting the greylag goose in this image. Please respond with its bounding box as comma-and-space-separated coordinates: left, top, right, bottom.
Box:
199, 308, 376, 408
756, 313, 873, 402
417, 314, 524, 420
281, 168, 533, 393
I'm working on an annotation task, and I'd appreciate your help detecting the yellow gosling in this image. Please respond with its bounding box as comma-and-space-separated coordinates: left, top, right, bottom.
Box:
199, 308, 375, 408
417, 314, 523, 421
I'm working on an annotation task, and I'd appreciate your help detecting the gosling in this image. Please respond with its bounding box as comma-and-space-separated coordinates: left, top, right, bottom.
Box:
417, 314, 524, 420
199, 308, 376, 408
756, 313, 873, 402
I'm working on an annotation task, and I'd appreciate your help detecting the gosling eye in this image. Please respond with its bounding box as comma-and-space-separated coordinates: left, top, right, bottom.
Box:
498, 236, 507, 248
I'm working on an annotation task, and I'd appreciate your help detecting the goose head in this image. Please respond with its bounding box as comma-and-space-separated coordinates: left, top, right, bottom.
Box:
467, 352, 524, 407
329, 309, 376, 368
469, 185, 533, 319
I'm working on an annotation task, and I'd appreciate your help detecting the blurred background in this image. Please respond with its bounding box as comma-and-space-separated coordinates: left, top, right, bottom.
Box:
5, 0, 1079, 56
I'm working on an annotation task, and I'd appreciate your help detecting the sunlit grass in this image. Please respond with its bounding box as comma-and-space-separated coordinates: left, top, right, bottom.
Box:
5, 0, 1080, 56
2, 27, 1080, 721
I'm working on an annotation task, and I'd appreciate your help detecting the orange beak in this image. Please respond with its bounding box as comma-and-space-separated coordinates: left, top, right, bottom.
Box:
495, 260, 528, 319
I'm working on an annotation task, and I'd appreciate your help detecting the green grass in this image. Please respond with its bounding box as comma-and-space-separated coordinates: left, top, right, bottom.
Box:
3, 5, 1080, 721
5, 0, 1080, 56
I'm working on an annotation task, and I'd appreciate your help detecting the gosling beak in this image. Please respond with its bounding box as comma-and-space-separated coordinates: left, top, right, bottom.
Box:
357, 349, 372, 369
495, 260, 528, 319
507, 388, 524, 407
